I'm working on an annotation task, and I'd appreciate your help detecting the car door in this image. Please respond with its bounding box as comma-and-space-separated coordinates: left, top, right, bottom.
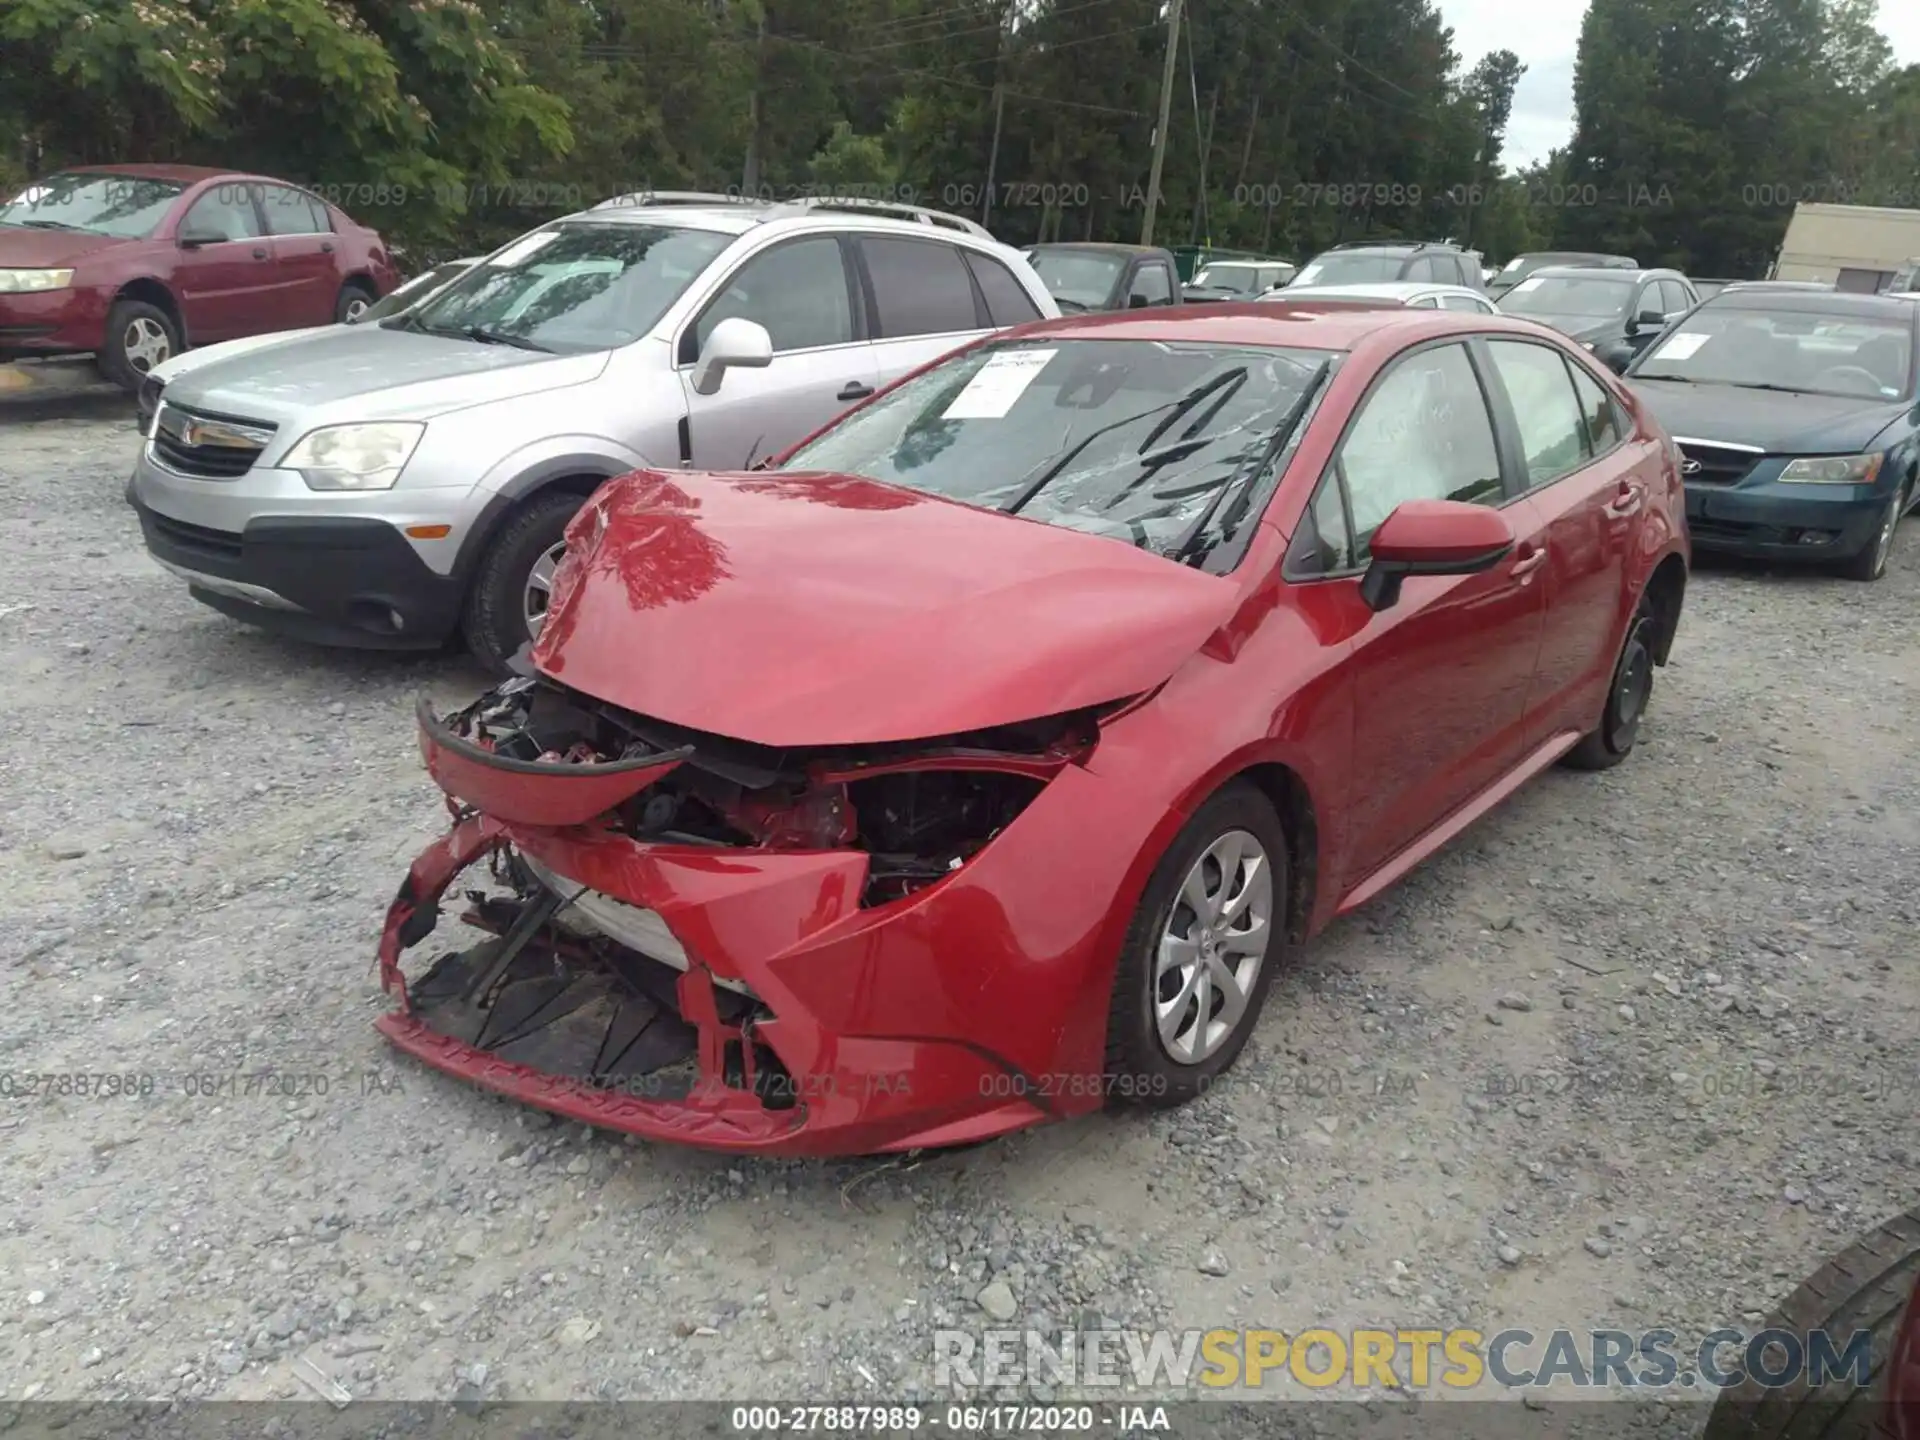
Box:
676, 234, 876, 470
257, 184, 339, 327
170, 183, 276, 343
857, 234, 994, 384
1480, 338, 1644, 747
1304, 340, 1549, 881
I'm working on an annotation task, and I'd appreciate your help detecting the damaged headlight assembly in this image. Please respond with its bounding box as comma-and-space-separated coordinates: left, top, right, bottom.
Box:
282, 422, 425, 491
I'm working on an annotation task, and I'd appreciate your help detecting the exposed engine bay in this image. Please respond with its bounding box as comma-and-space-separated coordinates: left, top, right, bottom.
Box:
439, 674, 1093, 904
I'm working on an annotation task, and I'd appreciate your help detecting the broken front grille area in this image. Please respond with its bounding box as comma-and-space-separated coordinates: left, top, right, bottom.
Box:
404, 847, 799, 1109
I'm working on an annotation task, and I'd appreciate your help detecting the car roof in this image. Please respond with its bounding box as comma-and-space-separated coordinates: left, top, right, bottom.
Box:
1269, 281, 1479, 302
995, 301, 1540, 352
55, 163, 247, 184
1528, 266, 1669, 281
1032, 242, 1166, 256
574, 193, 1001, 244
1704, 288, 1920, 321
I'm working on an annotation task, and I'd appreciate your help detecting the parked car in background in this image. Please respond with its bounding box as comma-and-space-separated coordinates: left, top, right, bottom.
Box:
1261, 280, 1497, 313
1626, 287, 1919, 580
1690, 279, 1738, 300
1497, 266, 1700, 372
1024, 243, 1181, 312
1487, 250, 1637, 298
1181, 257, 1297, 302
1291, 241, 1484, 291
0, 164, 397, 390
138, 258, 479, 432
128, 195, 1058, 670
374, 302, 1686, 1155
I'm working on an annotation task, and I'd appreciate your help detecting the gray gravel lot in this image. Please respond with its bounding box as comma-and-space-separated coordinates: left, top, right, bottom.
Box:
1, 397, 1917, 1414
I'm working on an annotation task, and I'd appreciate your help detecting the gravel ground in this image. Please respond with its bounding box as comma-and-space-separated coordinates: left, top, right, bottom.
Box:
2, 396, 1917, 1415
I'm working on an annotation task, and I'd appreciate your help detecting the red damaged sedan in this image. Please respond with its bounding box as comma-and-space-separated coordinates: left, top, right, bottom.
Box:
375, 303, 1689, 1156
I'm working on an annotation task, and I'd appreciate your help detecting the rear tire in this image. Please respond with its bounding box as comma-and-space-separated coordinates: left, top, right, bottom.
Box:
1839, 481, 1907, 582
335, 280, 377, 324
461, 491, 587, 676
1563, 596, 1658, 771
99, 299, 179, 392
1104, 781, 1288, 1109
1701, 1206, 1920, 1440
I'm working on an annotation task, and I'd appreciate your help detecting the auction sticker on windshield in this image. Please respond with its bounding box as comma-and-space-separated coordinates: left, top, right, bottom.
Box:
1511, 277, 1545, 293
942, 348, 1057, 420
1652, 332, 1710, 361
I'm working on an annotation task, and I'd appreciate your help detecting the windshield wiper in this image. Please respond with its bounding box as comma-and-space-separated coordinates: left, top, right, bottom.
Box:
18, 219, 83, 231
1717, 381, 1811, 394
1170, 360, 1332, 566
459, 325, 553, 353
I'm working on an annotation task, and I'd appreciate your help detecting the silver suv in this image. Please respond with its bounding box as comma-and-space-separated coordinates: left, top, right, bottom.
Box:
128, 194, 1057, 668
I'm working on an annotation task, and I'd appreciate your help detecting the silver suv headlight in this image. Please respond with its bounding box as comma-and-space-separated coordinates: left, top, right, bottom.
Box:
283, 422, 425, 491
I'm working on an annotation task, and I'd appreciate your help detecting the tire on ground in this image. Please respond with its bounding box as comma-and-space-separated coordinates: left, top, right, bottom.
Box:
461, 490, 586, 675
99, 298, 180, 392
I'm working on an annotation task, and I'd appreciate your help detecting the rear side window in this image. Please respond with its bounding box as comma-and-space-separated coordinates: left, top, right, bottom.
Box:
259, 184, 328, 236
862, 237, 982, 337
963, 250, 1043, 325
1485, 340, 1590, 487
1568, 364, 1625, 453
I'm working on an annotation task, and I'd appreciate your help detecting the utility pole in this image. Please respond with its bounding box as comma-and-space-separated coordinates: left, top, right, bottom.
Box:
983, 4, 1009, 230
1139, 0, 1185, 246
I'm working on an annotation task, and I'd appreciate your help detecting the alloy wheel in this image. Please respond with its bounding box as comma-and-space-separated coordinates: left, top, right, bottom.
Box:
523, 541, 568, 639
1155, 829, 1273, 1065
123, 318, 172, 374
1869, 489, 1902, 577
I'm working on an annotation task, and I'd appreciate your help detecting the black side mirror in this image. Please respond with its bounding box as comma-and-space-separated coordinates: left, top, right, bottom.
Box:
1127, 292, 1151, 309
1633, 308, 1665, 331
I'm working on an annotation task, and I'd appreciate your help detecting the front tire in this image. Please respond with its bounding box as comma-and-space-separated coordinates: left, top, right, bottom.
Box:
99, 299, 179, 392
1839, 481, 1907, 582
1701, 1206, 1920, 1440
335, 281, 377, 325
461, 491, 586, 675
1563, 597, 1658, 771
1105, 781, 1288, 1109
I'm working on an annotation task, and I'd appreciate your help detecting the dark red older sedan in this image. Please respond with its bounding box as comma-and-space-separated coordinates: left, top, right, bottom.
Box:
374, 302, 1689, 1155
0, 164, 396, 389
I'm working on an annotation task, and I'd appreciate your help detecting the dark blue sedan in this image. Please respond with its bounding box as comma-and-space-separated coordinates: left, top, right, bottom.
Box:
1625, 289, 1919, 580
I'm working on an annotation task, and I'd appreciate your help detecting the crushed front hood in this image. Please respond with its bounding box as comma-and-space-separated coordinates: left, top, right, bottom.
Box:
530, 469, 1239, 747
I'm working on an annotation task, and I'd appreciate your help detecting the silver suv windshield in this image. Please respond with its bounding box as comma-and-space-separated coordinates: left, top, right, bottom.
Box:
780, 337, 1330, 566
404, 222, 731, 353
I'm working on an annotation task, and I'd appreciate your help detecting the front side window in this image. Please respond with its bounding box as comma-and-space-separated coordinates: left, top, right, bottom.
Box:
781, 337, 1331, 565
1336, 343, 1503, 557
1486, 340, 1590, 487
862, 236, 982, 337
0, 172, 187, 239
409, 222, 730, 353
695, 237, 854, 354
1130, 263, 1174, 305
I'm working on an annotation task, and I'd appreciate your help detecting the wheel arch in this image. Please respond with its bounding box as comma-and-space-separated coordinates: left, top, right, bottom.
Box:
111, 278, 183, 339
1642, 551, 1687, 665
1229, 762, 1321, 947
451, 463, 628, 590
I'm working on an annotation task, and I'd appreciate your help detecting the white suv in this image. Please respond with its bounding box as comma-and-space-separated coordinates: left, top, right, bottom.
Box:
128, 194, 1057, 668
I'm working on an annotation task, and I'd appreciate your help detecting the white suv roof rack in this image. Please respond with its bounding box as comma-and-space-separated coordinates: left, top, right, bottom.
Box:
765, 196, 994, 239
590, 190, 761, 211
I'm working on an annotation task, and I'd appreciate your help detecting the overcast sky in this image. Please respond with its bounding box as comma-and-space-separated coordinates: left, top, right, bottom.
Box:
1438, 0, 1920, 168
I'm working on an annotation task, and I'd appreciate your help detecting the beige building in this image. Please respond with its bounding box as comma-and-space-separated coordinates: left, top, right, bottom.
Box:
1769, 203, 1920, 292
